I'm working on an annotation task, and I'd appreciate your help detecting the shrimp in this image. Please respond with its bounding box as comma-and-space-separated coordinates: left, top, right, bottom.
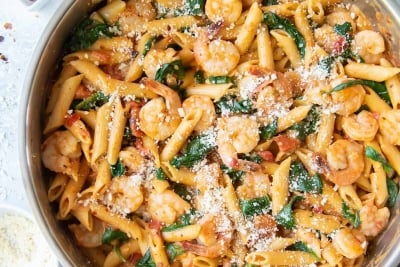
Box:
236, 171, 270, 200
182, 215, 233, 258
205, 0, 242, 24
332, 228, 366, 259
359, 203, 390, 237
119, 146, 145, 174
139, 78, 182, 141
143, 48, 179, 80
193, 29, 240, 76
68, 218, 105, 248
326, 8, 356, 34
326, 139, 364, 186
126, 0, 156, 21
341, 110, 379, 141
119, 0, 156, 34
101, 175, 144, 216
182, 95, 217, 133
216, 116, 260, 170
314, 25, 343, 54
147, 189, 191, 224
252, 214, 277, 239
328, 83, 365, 116
379, 110, 400, 145
238, 66, 293, 119
41, 130, 81, 179
353, 30, 385, 64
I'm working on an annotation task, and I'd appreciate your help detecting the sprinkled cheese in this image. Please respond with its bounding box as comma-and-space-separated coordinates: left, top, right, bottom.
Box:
0, 212, 57, 267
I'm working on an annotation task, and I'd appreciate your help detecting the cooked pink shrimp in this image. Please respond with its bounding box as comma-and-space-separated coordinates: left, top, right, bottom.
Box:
341, 110, 379, 141
193, 29, 240, 76
41, 130, 81, 179
359, 203, 390, 237
216, 116, 260, 171
139, 79, 182, 141
326, 139, 364, 186
101, 175, 144, 215
182, 215, 233, 258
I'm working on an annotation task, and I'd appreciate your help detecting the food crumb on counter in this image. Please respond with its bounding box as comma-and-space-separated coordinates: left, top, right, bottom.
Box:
3, 22, 12, 30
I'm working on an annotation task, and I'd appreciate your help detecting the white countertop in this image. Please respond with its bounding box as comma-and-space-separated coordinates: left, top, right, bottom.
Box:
0, 0, 63, 212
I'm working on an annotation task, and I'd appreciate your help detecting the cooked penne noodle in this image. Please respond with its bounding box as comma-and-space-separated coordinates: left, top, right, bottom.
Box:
235, 2, 263, 55
44, 74, 84, 135
47, 173, 69, 202
344, 62, 400, 82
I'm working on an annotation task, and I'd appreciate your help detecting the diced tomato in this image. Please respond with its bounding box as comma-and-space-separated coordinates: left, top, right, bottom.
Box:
91, 50, 112, 64
312, 205, 324, 214
102, 63, 125, 80
274, 134, 301, 153
257, 150, 275, 162
128, 101, 145, 138
127, 252, 142, 266
65, 113, 80, 127
149, 219, 163, 237
333, 36, 347, 55
74, 84, 92, 99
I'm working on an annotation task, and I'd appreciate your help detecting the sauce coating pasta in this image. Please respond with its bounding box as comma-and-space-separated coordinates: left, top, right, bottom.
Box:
42, 0, 400, 266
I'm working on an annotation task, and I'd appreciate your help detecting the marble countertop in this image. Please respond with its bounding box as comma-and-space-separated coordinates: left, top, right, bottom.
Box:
0, 0, 63, 212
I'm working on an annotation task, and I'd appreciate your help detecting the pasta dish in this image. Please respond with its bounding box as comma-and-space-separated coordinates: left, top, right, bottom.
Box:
41, 0, 400, 266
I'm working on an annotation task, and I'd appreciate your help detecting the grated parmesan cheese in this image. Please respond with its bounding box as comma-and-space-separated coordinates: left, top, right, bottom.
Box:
0, 212, 58, 267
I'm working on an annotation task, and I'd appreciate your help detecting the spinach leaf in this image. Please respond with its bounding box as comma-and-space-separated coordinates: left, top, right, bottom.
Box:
170, 133, 216, 168
209, 75, 234, 84
318, 55, 336, 74
289, 105, 320, 141
215, 96, 253, 115
333, 22, 352, 42
110, 159, 125, 177
155, 60, 185, 84
102, 227, 129, 245
194, 70, 206, 84
123, 126, 134, 143
387, 178, 399, 208
317, 49, 363, 75
275, 195, 304, 229
172, 183, 192, 200
329, 79, 391, 105
185, 0, 205, 15
263, 12, 306, 58
161, 209, 195, 232
166, 243, 185, 262
67, 18, 117, 52
262, 0, 279, 6
155, 167, 168, 180
287, 241, 320, 261
171, 0, 205, 16
365, 146, 393, 174
259, 118, 278, 140
239, 153, 263, 164
74, 91, 109, 111
342, 201, 360, 228
136, 249, 156, 267
221, 165, 244, 185
240, 195, 271, 217
289, 161, 323, 194
143, 36, 157, 56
